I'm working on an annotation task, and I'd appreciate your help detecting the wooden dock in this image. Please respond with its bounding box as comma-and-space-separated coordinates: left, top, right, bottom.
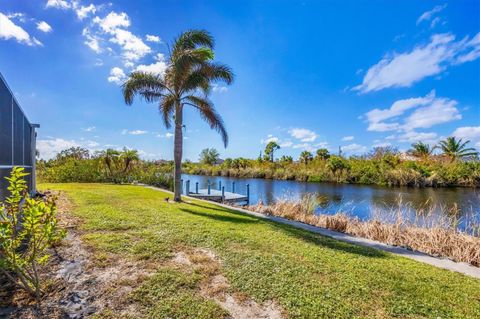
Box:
187, 189, 248, 203
183, 180, 250, 205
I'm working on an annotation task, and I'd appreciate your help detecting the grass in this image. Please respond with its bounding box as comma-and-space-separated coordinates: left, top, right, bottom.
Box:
40, 183, 480, 318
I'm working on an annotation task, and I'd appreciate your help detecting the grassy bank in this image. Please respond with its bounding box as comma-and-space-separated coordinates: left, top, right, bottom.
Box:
38, 183, 480, 318
184, 156, 480, 187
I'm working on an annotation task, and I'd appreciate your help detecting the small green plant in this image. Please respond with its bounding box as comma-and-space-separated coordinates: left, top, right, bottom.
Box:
0, 167, 65, 302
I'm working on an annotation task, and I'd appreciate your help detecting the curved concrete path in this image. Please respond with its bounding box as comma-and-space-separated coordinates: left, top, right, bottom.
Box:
143, 185, 480, 279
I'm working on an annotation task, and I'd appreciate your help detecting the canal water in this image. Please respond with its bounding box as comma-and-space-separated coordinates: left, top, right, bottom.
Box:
182, 174, 480, 233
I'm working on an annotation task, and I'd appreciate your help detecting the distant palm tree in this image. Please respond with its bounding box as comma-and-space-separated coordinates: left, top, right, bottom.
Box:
299, 151, 313, 164
122, 30, 234, 201
409, 142, 435, 160
264, 141, 280, 162
438, 137, 478, 162
100, 148, 120, 175
120, 148, 139, 173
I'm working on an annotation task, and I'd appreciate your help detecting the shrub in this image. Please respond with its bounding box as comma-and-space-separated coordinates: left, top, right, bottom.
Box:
0, 167, 65, 302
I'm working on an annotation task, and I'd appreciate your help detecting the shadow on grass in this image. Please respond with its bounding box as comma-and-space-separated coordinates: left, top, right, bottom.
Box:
180, 208, 258, 224
182, 202, 387, 259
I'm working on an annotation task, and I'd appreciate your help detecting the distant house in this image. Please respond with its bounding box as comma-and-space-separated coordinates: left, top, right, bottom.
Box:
0, 73, 39, 200
214, 158, 224, 165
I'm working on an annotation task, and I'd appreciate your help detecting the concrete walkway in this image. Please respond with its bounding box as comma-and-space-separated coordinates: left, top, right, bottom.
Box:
142, 185, 480, 279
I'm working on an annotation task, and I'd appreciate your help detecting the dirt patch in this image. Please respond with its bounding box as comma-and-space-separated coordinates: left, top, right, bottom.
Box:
172, 248, 284, 319
1, 191, 156, 319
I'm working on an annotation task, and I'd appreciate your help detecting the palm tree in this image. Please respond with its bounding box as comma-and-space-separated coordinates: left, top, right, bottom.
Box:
315, 148, 330, 160
100, 148, 120, 175
199, 148, 220, 165
409, 142, 435, 160
120, 148, 140, 173
438, 137, 478, 162
299, 151, 313, 164
264, 141, 280, 162
122, 30, 234, 201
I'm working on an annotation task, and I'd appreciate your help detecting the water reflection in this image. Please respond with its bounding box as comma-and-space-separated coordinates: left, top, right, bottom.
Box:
182, 174, 480, 230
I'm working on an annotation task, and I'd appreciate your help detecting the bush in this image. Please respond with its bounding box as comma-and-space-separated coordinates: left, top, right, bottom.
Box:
0, 167, 65, 302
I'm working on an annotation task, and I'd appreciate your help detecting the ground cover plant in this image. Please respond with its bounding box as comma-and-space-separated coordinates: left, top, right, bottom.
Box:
26, 183, 480, 318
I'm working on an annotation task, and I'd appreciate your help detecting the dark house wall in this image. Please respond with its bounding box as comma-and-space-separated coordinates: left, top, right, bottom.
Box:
0, 73, 38, 200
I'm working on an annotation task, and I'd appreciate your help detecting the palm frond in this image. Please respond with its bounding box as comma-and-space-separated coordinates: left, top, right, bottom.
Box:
172, 30, 214, 60
184, 95, 228, 147
198, 62, 234, 85
159, 94, 176, 129
122, 72, 168, 105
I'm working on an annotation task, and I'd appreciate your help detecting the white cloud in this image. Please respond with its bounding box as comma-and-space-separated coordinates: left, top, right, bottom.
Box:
430, 17, 441, 29
397, 131, 438, 144
46, 0, 71, 9
91, 11, 151, 63
123, 129, 148, 135
452, 126, 480, 149
82, 126, 96, 132
364, 90, 461, 132
342, 136, 354, 141
288, 128, 318, 142
129, 130, 148, 135
146, 34, 161, 43
109, 28, 151, 62
37, 21, 52, 33
261, 135, 279, 144
417, 4, 447, 25
455, 33, 480, 64
37, 137, 101, 160
93, 11, 130, 33
82, 27, 102, 53
76, 4, 97, 20
354, 32, 480, 93
292, 143, 315, 152
157, 132, 174, 138
107, 67, 126, 85
279, 140, 293, 148
7, 12, 26, 23
341, 143, 367, 155
403, 96, 461, 130
0, 12, 42, 46
212, 84, 228, 93
136, 59, 167, 76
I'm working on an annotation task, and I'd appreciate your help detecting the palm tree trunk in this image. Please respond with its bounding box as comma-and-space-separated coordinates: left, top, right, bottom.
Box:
173, 102, 183, 202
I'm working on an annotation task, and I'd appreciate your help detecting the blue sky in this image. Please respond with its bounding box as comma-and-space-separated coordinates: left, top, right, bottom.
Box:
1, 0, 479, 161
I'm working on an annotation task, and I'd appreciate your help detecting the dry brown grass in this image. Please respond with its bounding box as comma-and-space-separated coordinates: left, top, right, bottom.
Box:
248, 194, 480, 267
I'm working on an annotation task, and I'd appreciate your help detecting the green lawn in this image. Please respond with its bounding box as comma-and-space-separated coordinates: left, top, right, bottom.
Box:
41, 183, 480, 319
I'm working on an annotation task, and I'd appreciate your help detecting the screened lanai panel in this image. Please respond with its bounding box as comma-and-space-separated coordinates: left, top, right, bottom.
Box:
24, 119, 32, 166
0, 79, 12, 165
13, 100, 24, 165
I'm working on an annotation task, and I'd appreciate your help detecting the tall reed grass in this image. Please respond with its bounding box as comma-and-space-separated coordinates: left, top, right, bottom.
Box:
248, 194, 480, 267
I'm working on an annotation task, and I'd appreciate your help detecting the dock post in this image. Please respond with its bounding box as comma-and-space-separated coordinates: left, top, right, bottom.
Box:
246, 184, 250, 205
207, 180, 211, 195
195, 182, 199, 194
232, 182, 235, 193
222, 186, 225, 202
219, 180, 222, 191
186, 180, 190, 195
